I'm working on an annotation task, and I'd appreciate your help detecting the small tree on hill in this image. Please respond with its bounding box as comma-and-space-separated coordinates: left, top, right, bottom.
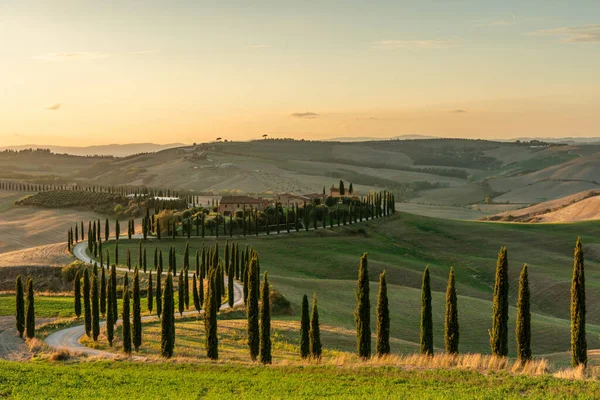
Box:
376, 270, 390, 356
571, 237, 587, 367
25, 277, 35, 339
516, 264, 531, 363
490, 246, 509, 357
300, 294, 310, 359
309, 293, 322, 359
355, 253, 371, 359
259, 272, 272, 364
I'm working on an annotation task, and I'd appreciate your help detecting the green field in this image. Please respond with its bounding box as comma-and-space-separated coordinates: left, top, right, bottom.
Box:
90, 212, 600, 360
1, 360, 599, 399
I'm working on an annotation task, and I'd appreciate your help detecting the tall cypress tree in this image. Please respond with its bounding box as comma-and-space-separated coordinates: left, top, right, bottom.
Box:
106, 275, 114, 346
571, 237, 587, 367
91, 274, 100, 341
490, 246, 509, 357
193, 273, 200, 312
184, 267, 190, 310
247, 257, 260, 360
355, 253, 371, 359
309, 293, 322, 359
83, 268, 91, 337
420, 266, 433, 356
228, 262, 234, 308
132, 270, 142, 352
259, 272, 272, 364
178, 271, 185, 316
73, 270, 81, 319
15, 276, 25, 338
205, 269, 219, 360
122, 282, 132, 354
156, 266, 162, 317
110, 265, 117, 322
300, 294, 310, 359
148, 270, 154, 313
516, 264, 531, 363
25, 277, 35, 339
376, 270, 390, 356
100, 266, 106, 317
444, 267, 459, 355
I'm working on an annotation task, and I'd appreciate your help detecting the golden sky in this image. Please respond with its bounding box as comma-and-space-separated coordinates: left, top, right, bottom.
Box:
1, 1, 600, 146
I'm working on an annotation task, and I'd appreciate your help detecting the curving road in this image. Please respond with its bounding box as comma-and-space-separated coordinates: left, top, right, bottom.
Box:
45, 240, 244, 358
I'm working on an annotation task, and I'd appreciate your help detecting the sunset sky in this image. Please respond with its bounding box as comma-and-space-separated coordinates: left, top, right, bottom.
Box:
1, 0, 599, 146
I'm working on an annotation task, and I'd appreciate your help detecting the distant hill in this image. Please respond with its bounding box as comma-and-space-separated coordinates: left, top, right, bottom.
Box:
326, 134, 437, 142
0, 143, 185, 157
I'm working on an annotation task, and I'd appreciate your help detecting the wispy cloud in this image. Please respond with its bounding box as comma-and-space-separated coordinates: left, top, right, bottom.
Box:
372, 39, 458, 50
45, 103, 61, 111
32, 52, 109, 62
450, 109, 468, 114
246, 44, 272, 49
291, 112, 320, 119
531, 25, 600, 43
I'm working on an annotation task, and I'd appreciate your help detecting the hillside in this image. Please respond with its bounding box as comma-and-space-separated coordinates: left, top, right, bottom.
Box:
484, 189, 600, 222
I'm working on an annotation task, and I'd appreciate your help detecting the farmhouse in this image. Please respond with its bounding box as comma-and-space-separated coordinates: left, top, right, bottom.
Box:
218, 195, 270, 215
275, 193, 310, 207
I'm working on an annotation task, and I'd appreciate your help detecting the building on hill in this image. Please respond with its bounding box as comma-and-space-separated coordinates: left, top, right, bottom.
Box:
275, 193, 310, 207
303, 192, 327, 202
218, 195, 270, 215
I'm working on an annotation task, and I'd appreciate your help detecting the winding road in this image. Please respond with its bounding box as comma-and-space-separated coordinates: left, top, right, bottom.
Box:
45, 240, 244, 358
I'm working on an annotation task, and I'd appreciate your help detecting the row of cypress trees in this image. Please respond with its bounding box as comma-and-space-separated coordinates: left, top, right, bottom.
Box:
15, 276, 35, 339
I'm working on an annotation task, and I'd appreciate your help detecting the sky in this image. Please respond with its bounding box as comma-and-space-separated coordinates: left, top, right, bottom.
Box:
1, 0, 599, 146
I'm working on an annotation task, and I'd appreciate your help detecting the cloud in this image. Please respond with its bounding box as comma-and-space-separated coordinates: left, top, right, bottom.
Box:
532, 25, 600, 43
32, 52, 109, 62
290, 112, 320, 119
450, 109, 468, 113
246, 44, 272, 49
45, 103, 61, 111
372, 39, 458, 50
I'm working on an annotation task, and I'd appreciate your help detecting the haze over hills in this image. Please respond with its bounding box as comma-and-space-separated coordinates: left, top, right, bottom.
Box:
0, 143, 185, 157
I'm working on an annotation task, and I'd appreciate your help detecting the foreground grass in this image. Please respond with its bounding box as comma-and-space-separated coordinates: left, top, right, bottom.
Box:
1, 360, 599, 399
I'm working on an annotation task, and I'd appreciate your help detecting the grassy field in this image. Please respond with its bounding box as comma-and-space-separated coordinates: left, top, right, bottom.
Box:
88, 212, 600, 360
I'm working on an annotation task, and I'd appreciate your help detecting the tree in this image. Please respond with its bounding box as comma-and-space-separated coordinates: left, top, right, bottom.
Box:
445, 267, 459, 355
25, 277, 35, 339
571, 237, 587, 367
156, 266, 162, 317
148, 270, 154, 313
110, 265, 118, 322
178, 271, 185, 316
339, 180, 345, 196
490, 246, 509, 357
160, 272, 176, 357
516, 264, 531, 363
100, 266, 106, 317
355, 253, 371, 359
15, 276, 25, 338
184, 267, 190, 310
309, 293, 322, 359
132, 269, 142, 352
72, 270, 81, 318
91, 273, 100, 341
106, 274, 115, 346
259, 272, 272, 364
228, 262, 234, 308
122, 281, 132, 354
83, 268, 91, 337
300, 294, 310, 359
420, 266, 433, 356
205, 269, 219, 360
376, 270, 390, 356
247, 257, 260, 360
349, 182, 354, 195
193, 273, 200, 312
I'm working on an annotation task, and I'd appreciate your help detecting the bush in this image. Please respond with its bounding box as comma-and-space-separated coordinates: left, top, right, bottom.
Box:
269, 289, 294, 316
61, 261, 87, 283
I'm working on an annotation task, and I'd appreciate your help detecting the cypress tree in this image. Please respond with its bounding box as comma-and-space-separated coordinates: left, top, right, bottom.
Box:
376, 270, 390, 356
132, 269, 142, 352
309, 293, 322, 359
161, 273, 176, 358
228, 262, 234, 308
15, 276, 25, 338
445, 267, 459, 355
205, 269, 219, 360
148, 270, 154, 313
259, 272, 272, 364
490, 246, 509, 357
571, 237, 587, 367
25, 277, 35, 339
184, 267, 190, 310
355, 253, 371, 359
110, 265, 117, 322
247, 257, 260, 360
198, 270, 204, 308
115, 241, 119, 266
300, 294, 310, 359
156, 266, 163, 317
516, 264, 531, 363
83, 268, 91, 337
73, 270, 81, 318
420, 266, 433, 356
193, 273, 200, 311
106, 275, 114, 346
127, 249, 131, 271
122, 282, 132, 354
178, 271, 185, 316
91, 273, 100, 341
100, 266, 106, 317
